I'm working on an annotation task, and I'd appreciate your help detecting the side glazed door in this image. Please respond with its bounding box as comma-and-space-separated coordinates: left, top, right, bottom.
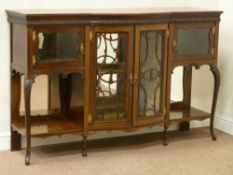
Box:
89, 26, 134, 129
170, 23, 216, 62
32, 26, 85, 71
133, 24, 168, 126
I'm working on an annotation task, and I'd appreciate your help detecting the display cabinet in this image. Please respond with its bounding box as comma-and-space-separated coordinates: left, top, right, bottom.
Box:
6, 8, 222, 165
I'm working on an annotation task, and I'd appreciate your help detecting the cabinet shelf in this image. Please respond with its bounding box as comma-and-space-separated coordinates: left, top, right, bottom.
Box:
169, 106, 210, 124
12, 118, 83, 137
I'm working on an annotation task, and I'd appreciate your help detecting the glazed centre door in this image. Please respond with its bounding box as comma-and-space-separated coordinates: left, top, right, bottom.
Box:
133, 24, 168, 126
90, 26, 134, 129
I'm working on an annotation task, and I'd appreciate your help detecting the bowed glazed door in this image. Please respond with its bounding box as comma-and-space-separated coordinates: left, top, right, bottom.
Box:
133, 24, 168, 126
90, 26, 134, 129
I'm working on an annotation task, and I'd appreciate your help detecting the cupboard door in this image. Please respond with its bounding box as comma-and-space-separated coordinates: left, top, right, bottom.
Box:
133, 25, 168, 126
32, 26, 84, 71
171, 23, 216, 61
90, 26, 134, 129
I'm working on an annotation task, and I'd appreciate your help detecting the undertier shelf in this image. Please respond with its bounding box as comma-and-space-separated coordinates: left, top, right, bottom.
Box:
169, 106, 210, 124
12, 118, 83, 137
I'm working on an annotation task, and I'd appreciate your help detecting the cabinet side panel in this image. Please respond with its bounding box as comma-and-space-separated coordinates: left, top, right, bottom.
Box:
12, 23, 27, 72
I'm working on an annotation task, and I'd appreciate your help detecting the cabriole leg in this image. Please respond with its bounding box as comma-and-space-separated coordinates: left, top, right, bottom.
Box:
210, 65, 220, 141
24, 78, 34, 165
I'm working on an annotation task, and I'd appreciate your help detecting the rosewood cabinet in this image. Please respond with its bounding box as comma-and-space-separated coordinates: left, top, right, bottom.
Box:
6, 8, 222, 165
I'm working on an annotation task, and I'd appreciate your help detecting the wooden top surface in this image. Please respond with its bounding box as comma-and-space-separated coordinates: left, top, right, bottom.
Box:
6, 7, 222, 16
6, 8, 222, 25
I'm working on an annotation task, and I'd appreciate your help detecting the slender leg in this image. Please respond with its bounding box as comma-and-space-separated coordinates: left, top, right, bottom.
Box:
59, 74, 72, 119
11, 70, 21, 151
210, 65, 220, 141
179, 66, 192, 131
82, 135, 87, 157
24, 78, 34, 166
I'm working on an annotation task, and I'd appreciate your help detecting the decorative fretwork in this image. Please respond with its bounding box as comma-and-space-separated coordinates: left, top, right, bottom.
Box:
95, 33, 126, 121
139, 31, 163, 118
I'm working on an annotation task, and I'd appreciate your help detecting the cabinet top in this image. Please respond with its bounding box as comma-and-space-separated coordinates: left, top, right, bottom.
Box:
6, 7, 222, 15
6, 7, 222, 25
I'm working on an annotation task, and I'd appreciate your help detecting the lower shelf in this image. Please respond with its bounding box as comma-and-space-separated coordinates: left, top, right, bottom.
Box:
169, 107, 210, 124
12, 118, 83, 137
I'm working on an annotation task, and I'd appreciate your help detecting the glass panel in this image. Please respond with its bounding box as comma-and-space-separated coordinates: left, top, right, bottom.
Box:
139, 31, 163, 118
37, 32, 81, 61
95, 33, 127, 121
177, 28, 210, 56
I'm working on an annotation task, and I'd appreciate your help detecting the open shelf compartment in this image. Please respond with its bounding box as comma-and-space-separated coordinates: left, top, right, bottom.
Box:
12, 110, 83, 137
169, 102, 210, 124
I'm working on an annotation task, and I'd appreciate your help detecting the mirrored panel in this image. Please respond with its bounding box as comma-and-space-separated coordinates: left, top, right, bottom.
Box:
37, 32, 82, 61
95, 33, 127, 121
139, 31, 163, 118
177, 28, 210, 56
20, 75, 49, 116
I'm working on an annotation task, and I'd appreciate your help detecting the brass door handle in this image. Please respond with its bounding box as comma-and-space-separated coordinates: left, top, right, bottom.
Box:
129, 73, 138, 85
80, 43, 85, 56
129, 73, 134, 85
32, 55, 36, 66
173, 39, 177, 50
134, 74, 138, 84
32, 31, 36, 41
211, 48, 215, 57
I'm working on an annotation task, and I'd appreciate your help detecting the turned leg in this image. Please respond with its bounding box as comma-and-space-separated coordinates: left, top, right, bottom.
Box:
210, 65, 220, 141
82, 135, 87, 157
59, 74, 72, 119
24, 78, 34, 166
11, 70, 21, 151
179, 66, 192, 131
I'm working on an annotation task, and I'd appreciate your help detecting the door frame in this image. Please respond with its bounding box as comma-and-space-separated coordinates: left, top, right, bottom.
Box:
170, 22, 216, 63
89, 25, 134, 130
133, 24, 168, 126
31, 25, 85, 72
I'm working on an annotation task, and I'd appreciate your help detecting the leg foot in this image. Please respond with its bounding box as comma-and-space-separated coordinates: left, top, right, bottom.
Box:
163, 126, 168, 146
210, 128, 217, 141
25, 154, 30, 166
82, 135, 87, 157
